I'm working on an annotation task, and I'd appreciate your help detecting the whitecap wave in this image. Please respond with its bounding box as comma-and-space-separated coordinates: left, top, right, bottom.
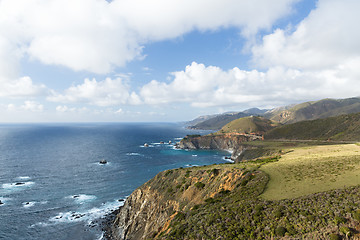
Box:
2, 181, 35, 190
16, 176, 31, 180
0, 197, 11, 205
222, 157, 234, 163
31, 199, 125, 227
67, 194, 97, 204
192, 155, 198, 157
126, 153, 143, 156
185, 164, 199, 167
23, 201, 36, 208
22, 201, 47, 208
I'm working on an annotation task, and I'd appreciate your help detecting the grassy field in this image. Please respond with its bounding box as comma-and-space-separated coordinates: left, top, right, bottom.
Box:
260, 143, 360, 200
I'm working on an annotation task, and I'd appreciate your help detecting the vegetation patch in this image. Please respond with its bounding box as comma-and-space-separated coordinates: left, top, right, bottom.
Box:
260, 144, 360, 200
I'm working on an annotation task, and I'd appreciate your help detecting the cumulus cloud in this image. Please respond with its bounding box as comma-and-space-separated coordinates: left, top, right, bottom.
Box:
140, 62, 360, 108
252, 0, 360, 70
0, 0, 299, 75
0, 76, 47, 98
48, 77, 141, 106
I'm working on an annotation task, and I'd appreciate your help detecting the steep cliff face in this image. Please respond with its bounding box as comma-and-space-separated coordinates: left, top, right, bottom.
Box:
110, 166, 250, 240
178, 134, 261, 161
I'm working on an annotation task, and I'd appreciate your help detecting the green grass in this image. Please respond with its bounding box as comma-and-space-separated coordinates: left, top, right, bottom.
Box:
260, 144, 360, 200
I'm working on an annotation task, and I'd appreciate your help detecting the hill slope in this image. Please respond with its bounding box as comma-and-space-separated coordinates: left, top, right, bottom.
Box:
188, 112, 250, 130
265, 97, 360, 124
265, 112, 360, 141
219, 116, 279, 135
188, 108, 268, 130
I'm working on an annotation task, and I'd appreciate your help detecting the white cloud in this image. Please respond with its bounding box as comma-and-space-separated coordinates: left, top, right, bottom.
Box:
0, 0, 299, 74
0, 76, 47, 98
21, 101, 44, 112
252, 0, 360, 70
140, 62, 360, 108
48, 77, 141, 106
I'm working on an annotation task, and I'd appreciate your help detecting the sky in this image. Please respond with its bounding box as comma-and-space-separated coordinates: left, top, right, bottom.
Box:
0, 0, 360, 122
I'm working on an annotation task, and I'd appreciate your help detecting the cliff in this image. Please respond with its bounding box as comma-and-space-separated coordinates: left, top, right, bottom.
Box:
178, 134, 259, 161
109, 165, 256, 239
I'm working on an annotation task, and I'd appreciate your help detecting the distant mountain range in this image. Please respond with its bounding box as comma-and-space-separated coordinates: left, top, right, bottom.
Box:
187, 108, 268, 130
265, 111, 360, 141
187, 97, 360, 130
265, 97, 360, 124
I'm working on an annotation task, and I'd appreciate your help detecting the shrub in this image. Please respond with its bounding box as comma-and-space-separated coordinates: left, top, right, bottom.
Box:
275, 226, 287, 236
334, 216, 346, 225
274, 209, 283, 218
339, 226, 351, 236
329, 233, 340, 240
353, 210, 360, 221
165, 170, 173, 176
195, 182, 205, 189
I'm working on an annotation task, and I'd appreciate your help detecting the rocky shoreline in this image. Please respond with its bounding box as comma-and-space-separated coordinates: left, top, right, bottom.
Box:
100, 206, 122, 240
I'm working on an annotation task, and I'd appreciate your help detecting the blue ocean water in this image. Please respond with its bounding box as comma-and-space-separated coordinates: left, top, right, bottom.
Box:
0, 123, 230, 240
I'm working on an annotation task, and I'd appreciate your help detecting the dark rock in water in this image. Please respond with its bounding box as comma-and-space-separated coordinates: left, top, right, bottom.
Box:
225, 156, 232, 160
160, 141, 164, 144
15, 182, 25, 186
99, 159, 107, 164
0, 200, 3, 205
73, 195, 80, 198
144, 143, 149, 147
25, 202, 30, 205
118, 199, 124, 202
168, 140, 172, 144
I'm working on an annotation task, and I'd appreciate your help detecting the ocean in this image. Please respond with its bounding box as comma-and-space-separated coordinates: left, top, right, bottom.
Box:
0, 123, 230, 240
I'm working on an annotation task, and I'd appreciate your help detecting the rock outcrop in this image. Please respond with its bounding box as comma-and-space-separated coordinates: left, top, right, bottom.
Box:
177, 134, 260, 161
109, 167, 249, 240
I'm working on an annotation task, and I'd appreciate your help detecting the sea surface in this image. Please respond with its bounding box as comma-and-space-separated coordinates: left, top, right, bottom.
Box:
0, 123, 230, 240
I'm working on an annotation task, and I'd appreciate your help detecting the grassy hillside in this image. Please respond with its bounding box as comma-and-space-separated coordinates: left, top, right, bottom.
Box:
219, 116, 279, 134
157, 146, 360, 239
265, 97, 360, 124
260, 144, 360, 200
265, 112, 360, 141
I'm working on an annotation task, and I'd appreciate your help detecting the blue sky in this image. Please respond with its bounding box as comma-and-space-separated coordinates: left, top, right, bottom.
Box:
0, 0, 359, 122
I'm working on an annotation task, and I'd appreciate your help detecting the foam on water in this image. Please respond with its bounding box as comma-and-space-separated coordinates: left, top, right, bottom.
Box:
67, 194, 97, 204
0, 197, 11, 205
185, 164, 199, 167
126, 153, 143, 156
16, 176, 31, 180
22, 201, 36, 208
2, 181, 35, 190
222, 157, 235, 163
31, 199, 124, 227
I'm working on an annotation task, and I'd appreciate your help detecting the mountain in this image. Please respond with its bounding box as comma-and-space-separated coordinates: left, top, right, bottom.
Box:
265, 97, 360, 124
188, 108, 267, 130
219, 116, 279, 135
265, 112, 360, 141
185, 114, 219, 126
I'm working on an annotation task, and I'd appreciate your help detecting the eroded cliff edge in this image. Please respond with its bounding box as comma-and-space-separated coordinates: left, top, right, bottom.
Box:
177, 134, 273, 162
109, 165, 260, 239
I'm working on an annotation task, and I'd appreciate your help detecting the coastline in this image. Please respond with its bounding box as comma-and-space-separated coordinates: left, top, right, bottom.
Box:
100, 206, 122, 240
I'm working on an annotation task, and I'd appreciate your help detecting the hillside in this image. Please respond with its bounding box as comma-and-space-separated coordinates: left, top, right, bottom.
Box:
109, 145, 360, 239
265, 112, 360, 141
188, 112, 250, 130
188, 108, 267, 130
265, 97, 360, 124
219, 116, 279, 135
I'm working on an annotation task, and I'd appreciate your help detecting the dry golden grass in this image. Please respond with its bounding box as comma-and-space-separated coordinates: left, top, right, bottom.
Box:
260, 144, 360, 200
